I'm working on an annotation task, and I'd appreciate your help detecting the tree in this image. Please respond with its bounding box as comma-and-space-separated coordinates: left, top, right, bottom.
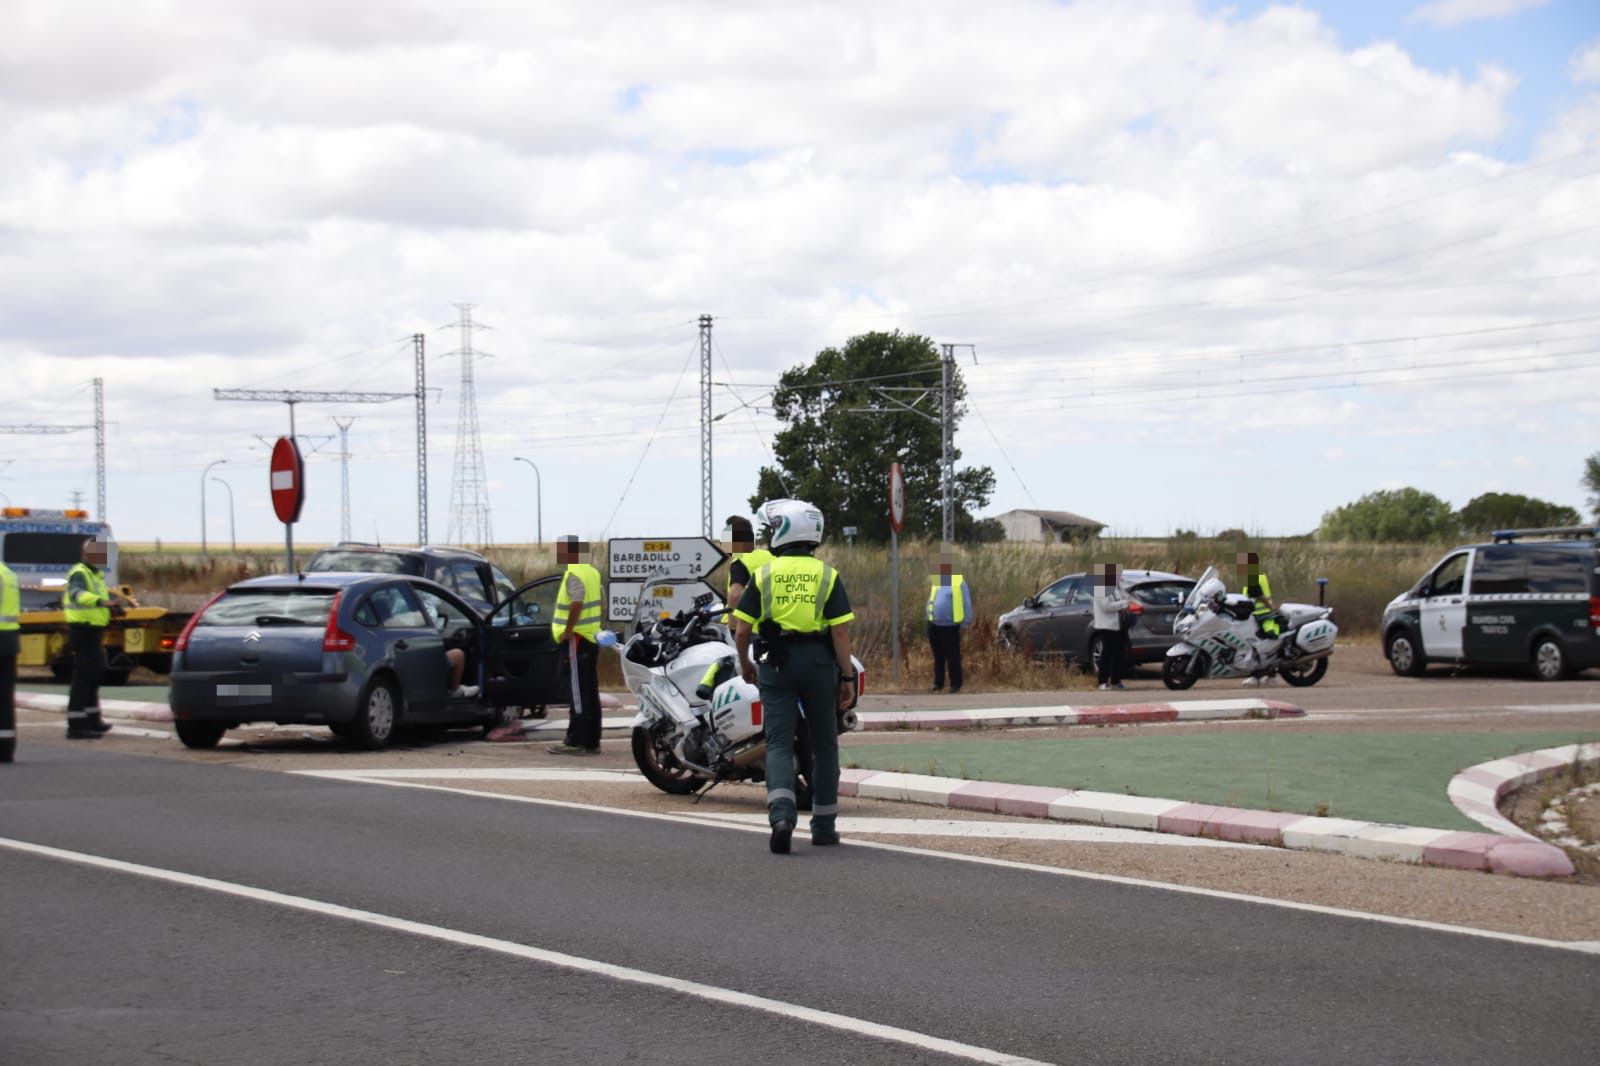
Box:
1319, 488, 1458, 542
1456, 492, 1581, 535
1584, 452, 1600, 520
750, 331, 996, 543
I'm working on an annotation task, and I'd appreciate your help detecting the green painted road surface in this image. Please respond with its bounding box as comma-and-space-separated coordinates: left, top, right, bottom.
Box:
19, 681, 171, 704
844, 730, 1600, 832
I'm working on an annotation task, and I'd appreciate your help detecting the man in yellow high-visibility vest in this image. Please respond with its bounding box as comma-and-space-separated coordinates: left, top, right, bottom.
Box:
1, 559, 19, 762
926, 550, 972, 694
63, 535, 126, 739
721, 514, 773, 622
548, 536, 605, 755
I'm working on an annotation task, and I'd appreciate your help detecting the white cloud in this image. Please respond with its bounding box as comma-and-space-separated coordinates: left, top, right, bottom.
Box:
1407, 0, 1548, 28
0, 0, 1593, 540
1573, 40, 1600, 84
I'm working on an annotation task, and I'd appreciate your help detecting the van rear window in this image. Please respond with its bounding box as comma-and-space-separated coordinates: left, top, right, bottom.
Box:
1526, 550, 1586, 595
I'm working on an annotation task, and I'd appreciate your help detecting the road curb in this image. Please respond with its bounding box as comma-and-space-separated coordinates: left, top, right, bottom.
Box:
835, 765, 1578, 879
1444, 741, 1600, 876
856, 698, 1303, 731
16, 692, 174, 721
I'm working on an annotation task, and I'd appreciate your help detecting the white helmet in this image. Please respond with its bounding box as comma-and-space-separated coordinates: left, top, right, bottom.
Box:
761, 498, 825, 550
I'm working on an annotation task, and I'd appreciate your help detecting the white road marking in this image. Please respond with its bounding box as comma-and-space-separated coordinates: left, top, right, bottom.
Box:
0, 835, 1052, 1066
294, 770, 1600, 956
1507, 704, 1600, 713
296, 767, 647, 783
680, 812, 1254, 847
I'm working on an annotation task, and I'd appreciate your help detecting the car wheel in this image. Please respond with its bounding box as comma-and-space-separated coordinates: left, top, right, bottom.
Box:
1088, 634, 1105, 677
101, 667, 133, 687
1385, 630, 1425, 677
1532, 637, 1568, 682
175, 721, 227, 749
49, 658, 72, 682
1279, 658, 1328, 687
997, 627, 1019, 653
349, 677, 400, 750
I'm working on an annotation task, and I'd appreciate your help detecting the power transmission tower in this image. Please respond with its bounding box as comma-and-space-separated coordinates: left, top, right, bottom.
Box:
413, 333, 428, 545
444, 304, 493, 547
0, 395, 102, 518
333, 417, 356, 542
699, 314, 713, 538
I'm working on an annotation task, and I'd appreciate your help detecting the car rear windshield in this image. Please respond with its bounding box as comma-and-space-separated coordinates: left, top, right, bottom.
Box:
200, 589, 337, 627
1129, 581, 1192, 607
307, 550, 414, 575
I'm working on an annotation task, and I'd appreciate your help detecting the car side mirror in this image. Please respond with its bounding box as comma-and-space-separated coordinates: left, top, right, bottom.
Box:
1023, 596, 1038, 609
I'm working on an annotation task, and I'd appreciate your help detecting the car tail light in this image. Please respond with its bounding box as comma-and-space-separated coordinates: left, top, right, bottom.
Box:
1591, 596, 1600, 630
856, 670, 867, 697
173, 591, 226, 652
323, 591, 356, 652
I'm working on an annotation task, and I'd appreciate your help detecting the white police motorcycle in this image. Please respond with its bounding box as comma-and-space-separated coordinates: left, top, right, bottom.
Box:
1163, 567, 1337, 689
616, 584, 862, 800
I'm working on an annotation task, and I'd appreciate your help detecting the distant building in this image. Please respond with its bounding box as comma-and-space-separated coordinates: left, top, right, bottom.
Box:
994, 508, 1106, 543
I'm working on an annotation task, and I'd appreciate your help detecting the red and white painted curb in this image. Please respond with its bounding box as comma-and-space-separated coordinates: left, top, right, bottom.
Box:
835, 761, 1585, 878
857, 698, 1303, 731
17, 692, 175, 722
1444, 741, 1600, 876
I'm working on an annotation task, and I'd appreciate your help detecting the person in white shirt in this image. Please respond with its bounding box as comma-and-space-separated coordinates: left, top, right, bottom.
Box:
1090, 562, 1130, 691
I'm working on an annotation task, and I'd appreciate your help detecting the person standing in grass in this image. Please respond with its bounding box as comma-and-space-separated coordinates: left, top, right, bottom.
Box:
1091, 561, 1130, 691
926, 550, 972, 694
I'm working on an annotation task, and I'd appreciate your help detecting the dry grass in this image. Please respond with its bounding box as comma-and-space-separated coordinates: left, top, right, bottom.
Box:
117, 535, 1447, 691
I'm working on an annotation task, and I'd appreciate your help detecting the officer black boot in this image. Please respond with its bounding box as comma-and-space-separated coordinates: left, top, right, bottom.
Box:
66, 718, 101, 740
0, 739, 14, 763
769, 820, 794, 854
88, 710, 112, 734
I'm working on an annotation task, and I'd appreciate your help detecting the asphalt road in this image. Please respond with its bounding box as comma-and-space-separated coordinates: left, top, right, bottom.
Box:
3, 745, 1597, 1065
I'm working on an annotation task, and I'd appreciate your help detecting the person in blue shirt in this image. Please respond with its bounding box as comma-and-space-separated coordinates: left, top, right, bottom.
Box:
926, 551, 973, 693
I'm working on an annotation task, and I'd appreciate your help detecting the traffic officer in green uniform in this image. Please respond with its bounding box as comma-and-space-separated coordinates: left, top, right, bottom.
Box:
63, 535, 123, 739
733, 499, 858, 854
1, 559, 20, 762
548, 536, 606, 755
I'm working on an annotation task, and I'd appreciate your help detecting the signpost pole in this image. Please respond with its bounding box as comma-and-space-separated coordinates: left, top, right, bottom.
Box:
891, 527, 899, 683
285, 404, 296, 574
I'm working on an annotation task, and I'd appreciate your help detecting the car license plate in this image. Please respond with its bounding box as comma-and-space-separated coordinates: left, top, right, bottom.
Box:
217, 683, 272, 702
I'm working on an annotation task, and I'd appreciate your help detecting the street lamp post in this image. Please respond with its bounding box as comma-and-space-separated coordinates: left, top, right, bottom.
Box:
200, 459, 227, 558
211, 476, 236, 554
513, 456, 542, 546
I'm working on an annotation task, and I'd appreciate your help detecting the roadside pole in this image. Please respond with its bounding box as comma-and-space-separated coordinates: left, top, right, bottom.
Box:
889, 462, 905, 683
269, 437, 305, 575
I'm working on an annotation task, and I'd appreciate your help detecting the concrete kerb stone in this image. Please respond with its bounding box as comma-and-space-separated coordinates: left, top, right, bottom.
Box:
1445, 741, 1600, 875
854, 698, 1303, 733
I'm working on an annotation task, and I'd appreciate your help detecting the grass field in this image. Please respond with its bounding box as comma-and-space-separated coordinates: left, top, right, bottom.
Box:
114, 536, 1448, 690
842, 728, 1600, 831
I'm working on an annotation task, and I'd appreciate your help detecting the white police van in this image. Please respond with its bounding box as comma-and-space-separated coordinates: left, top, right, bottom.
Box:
1381, 527, 1600, 681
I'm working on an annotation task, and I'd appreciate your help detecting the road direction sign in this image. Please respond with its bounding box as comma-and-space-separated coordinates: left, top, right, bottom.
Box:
607, 537, 728, 580
269, 437, 304, 524
889, 462, 906, 535
607, 579, 722, 623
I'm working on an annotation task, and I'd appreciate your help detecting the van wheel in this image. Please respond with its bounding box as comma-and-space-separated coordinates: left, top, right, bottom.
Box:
1385, 630, 1426, 677
175, 721, 227, 749
1532, 637, 1568, 682
349, 677, 400, 749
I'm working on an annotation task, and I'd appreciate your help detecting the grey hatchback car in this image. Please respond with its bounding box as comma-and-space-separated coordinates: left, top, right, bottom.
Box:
997, 569, 1195, 672
168, 572, 566, 749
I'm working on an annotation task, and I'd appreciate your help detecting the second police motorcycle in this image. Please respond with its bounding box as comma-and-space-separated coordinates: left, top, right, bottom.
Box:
1162, 566, 1337, 689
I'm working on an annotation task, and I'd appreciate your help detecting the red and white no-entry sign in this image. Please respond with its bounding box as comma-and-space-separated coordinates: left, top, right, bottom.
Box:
269, 436, 305, 524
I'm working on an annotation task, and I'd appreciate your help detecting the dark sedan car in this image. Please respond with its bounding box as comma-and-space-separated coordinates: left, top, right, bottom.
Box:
997, 569, 1195, 672
169, 571, 567, 750
304, 542, 517, 614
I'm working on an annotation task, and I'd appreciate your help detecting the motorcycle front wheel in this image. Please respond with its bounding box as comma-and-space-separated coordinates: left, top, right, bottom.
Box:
631, 727, 703, 795
1279, 657, 1329, 687
1162, 654, 1199, 691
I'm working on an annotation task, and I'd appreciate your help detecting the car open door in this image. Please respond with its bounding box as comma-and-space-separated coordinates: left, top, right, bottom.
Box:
482, 575, 564, 711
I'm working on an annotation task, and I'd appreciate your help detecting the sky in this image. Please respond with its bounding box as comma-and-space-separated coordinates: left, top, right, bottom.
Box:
3, 0, 1599, 546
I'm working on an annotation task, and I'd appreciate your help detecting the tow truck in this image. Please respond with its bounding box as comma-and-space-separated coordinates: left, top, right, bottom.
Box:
0, 507, 191, 684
